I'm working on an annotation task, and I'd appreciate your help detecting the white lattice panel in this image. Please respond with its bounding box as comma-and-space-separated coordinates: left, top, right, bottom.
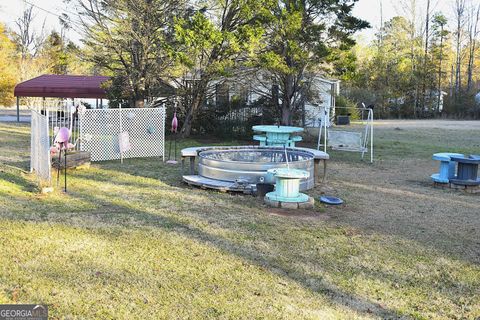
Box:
31, 104, 81, 151
79, 107, 165, 162
30, 111, 51, 182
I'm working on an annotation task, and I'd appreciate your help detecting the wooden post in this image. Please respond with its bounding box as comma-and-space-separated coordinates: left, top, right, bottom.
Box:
313, 158, 327, 184
190, 157, 195, 174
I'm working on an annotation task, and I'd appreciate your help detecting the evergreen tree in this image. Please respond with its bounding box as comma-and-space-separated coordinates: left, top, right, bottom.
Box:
0, 23, 18, 106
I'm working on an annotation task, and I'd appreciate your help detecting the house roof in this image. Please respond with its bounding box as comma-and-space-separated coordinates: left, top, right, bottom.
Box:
14, 74, 110, 98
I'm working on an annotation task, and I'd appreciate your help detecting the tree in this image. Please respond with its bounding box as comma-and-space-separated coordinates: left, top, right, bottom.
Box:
453, 0, 466, 99
40, 31, 91, 75
258, 0, 369, 125
466, 3, 479, 92
398, 0, 421, 117
341, 1, 480, 119
362, 16, 417, 117
75, 0, 182, 107
13, 5, 45, 60
12, 6, 47, 82
431, 13, 448, 112
420, 0, 431, 113
41, 31, 69, 74
0, 23, 17, 106
174, 0, 271, 136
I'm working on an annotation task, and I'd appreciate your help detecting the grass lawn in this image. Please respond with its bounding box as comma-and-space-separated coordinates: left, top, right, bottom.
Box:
0, 120, 479, 319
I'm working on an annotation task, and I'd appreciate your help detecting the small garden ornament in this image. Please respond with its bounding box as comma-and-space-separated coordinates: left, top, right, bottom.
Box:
54, 127, 70, 192
167, 103, 179, 164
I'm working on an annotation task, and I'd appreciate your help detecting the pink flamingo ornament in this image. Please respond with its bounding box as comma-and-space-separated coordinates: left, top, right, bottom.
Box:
54, 127, 70, 192
167, 111, 179, 164
171, 112, 178, 133
55, 127, 70, 144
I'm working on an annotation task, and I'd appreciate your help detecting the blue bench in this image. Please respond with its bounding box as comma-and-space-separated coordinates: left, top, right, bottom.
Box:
288, 136, 302, 147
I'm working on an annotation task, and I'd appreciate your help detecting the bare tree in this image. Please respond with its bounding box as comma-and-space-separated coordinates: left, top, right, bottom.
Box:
398, 0, 419, 117
453, 0, 466, 99
432, 13, 448, 112
420, 0, 431, 113
14, 6, 46, 60
13, 5, 48, 86
466, 3, 479, 92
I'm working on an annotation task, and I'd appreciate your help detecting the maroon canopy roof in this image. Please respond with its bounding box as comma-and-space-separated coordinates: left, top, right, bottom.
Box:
14, 74, 110, 98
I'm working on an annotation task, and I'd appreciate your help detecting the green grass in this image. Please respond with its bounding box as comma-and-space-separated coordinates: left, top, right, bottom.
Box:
0, 121, 479, 319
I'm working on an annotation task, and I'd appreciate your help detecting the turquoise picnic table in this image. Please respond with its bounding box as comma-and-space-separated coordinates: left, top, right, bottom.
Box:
252, 125, 303, 147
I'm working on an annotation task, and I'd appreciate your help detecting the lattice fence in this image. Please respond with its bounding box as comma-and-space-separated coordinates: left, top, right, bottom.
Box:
30, 110, 51, 183
79, 107, 166, 162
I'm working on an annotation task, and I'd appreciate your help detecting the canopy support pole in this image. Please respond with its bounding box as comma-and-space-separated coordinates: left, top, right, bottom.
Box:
16, 97, 20, 122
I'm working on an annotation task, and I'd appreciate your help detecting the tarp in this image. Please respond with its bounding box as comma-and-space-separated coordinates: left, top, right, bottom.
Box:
14, 74, 110, 98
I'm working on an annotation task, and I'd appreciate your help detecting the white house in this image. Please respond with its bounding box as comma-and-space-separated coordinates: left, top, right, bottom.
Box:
303, 77, 340, 128
163, 72, 339, 128
211, 74, 340, 127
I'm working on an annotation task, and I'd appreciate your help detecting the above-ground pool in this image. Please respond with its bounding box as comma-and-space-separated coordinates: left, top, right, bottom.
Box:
196, 148, 315, 191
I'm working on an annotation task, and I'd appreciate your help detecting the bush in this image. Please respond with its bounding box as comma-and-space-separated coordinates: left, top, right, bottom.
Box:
335, 95, 360, 120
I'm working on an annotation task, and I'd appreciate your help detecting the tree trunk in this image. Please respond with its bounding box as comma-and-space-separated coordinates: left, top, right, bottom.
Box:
180, 79, 208, 138
449, 64, 454, 97
281, 105, 291, 125
421, 0, 431, 112
454, 0, 465, 100
406, 0, 417, 118
280, 73, 295, 125
436, 25, 444, 113
466, 5, 479, 92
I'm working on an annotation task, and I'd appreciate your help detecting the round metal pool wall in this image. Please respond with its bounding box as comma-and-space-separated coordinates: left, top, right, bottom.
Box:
198, 148, 315, 190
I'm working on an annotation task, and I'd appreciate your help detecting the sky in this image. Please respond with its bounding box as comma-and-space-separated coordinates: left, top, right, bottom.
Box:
0, 0, 457, 44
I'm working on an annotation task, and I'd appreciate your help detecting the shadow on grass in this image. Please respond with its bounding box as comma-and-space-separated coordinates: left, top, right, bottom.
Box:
3, 160, 478, 318
55, 188, 405, 319
85, 137, 255, 188
75, 161, 185, 189
4, 160, 31, 172
1, 127, 477, 318
0, 169, 38, 193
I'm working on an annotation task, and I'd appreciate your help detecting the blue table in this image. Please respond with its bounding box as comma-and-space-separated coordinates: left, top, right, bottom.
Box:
252, 125, 303, 147
450, 155, 480, 186
431, 153, 464, 183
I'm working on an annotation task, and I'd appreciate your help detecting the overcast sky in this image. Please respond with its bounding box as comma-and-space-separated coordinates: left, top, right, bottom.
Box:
0, 0, 456, 44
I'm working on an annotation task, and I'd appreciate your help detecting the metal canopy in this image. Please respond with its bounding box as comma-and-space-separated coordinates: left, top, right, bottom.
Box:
14, 74, 110, 99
